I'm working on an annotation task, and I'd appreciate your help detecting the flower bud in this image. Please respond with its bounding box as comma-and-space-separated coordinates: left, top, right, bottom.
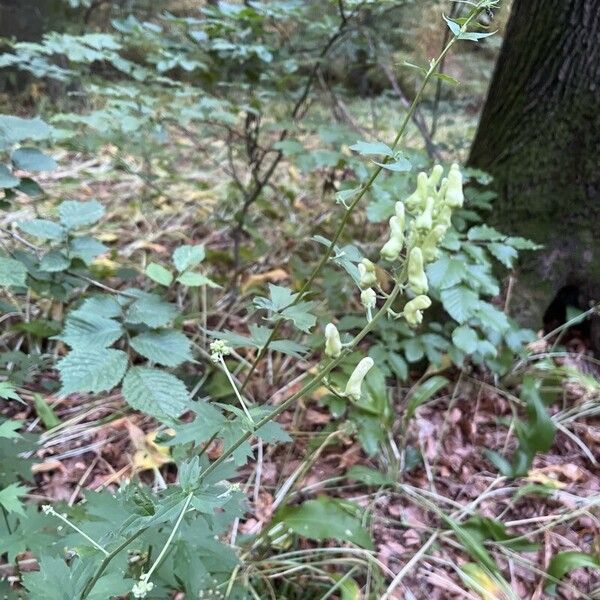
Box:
344, 357, 374, 401
408, 247, 428, 295
445, 163, 464, 208
405, 172, 428, 212
380, 215, 404, 261
395, 200, 406, 223
428, 164, 444, 191
324, 323, 342, 358
421, 224, 448, 262
414, 197, 434, 231
360, 287, 377, 310
358, 258, 377, 290
404, 295, 432, 327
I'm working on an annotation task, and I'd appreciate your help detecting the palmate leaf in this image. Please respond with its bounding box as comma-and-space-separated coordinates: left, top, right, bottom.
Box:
276, 496, 373, 549
58, 348, 128, 395
0, 483, 29, 516
22, 556, 132, 600
130, 330, 193, 367
122, 367, 189, 419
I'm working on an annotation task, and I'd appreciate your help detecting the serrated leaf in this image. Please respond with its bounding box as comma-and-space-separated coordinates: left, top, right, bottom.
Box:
0, 419, 22, 438
18, 219, 65, 240
130, 330, 192, 367
58, 199, 105, 229
77, 295, 122, 318
125, 293, 178, 328
452, 325, 478, 354
70, 236, 108, 264
372, 157, 412, 172
475, 301, 510, 333
349, 140, 394, 156
441, 285, 479, 323
176, 270, 219, 287
58, 313, 123, 349
545, 551, 600, 595
58, 348, 128, 395
146, 262, 173, 286
122, 367, 189, 419
0, 257, 27, 287
40, 249, 69, 272
488, 242, 517, 267
427, 255, 466, 289
173, 244, 205, 272
0, 483, 28, 516
467, 225, 504, 241
276, 496, 373, 549
11, 147, 57, 172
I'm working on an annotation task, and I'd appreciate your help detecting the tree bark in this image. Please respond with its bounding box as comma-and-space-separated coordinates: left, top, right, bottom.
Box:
469, 0, 600, 327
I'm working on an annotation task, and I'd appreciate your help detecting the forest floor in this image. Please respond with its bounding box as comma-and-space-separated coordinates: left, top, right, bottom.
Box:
5, 146, 599, 599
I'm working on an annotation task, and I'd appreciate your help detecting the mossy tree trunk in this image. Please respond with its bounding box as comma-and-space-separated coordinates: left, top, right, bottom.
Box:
468, 0, 600, 328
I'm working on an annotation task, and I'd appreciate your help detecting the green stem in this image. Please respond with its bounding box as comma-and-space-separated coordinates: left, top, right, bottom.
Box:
240, 9, 473, 391
80, 528, 146, 600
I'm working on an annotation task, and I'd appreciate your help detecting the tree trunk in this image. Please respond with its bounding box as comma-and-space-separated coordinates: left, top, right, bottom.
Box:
468, 0, 600, 330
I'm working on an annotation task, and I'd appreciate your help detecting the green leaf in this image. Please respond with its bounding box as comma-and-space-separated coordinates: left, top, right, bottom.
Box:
0, 115, 53, 147
17, 177, 44, 197
122, 367, 190, 419
173, 244, 205, 272
58, 199, 105, 229
406, 376, 449, 419
0, 257, 27, 287
488, 242, 517, 267
0, 164, 19, 188
346, 465, 394, 487
146, 262, 173, 286
545, 551, 600, 595
0, 483, 29, 516
276, 497, 373, 549
427, 255, 466, 290
40, 249, 69, 272
58, 348, 128, 395
0, 382, 22, 403
372, 157, 412, 172
475, 301, 510, 333
11, 147, 57, 172
18, 219, 65, 240
0, 419, 22, 438
452, 325, 478, 354
69, 236, 107, 264
33, 393, 61, 429
441, 285, 479, 323
125, 292, 178, 328
467, 225, 505, 241
349, 140, 394, 156
130, 330, 192, 367
176, 271, 219, 287
58, 313, 123, 349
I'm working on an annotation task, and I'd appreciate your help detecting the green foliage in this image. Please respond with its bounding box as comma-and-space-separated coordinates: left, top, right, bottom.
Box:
0, 2, 568, 598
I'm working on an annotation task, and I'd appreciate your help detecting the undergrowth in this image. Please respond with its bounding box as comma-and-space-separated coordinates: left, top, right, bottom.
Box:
0, 1, 599, 599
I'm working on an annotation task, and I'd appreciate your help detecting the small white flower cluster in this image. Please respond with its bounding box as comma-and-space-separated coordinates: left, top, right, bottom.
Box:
131, 574, 154, 599
198, 584, 225, 598
209, 339, 232, 364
